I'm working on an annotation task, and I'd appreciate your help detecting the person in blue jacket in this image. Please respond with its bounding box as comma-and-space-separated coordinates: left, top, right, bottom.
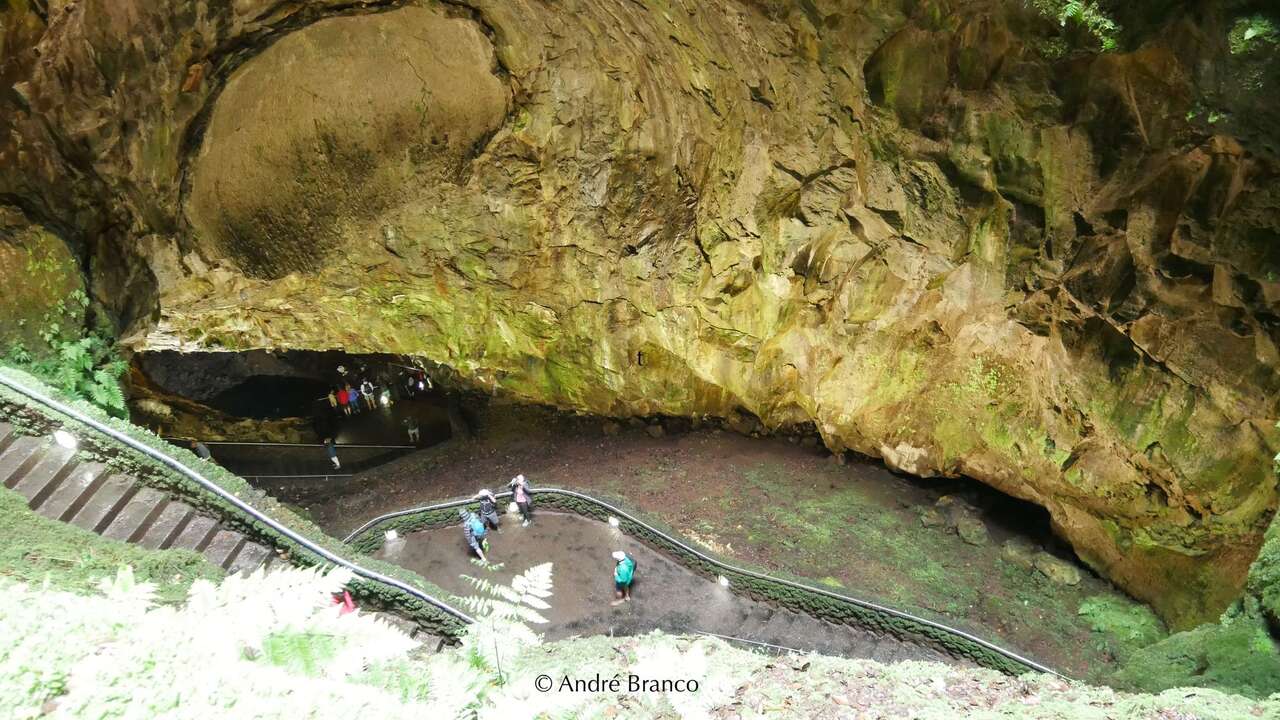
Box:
611, 550, 636, 606
461, 509, 489, 562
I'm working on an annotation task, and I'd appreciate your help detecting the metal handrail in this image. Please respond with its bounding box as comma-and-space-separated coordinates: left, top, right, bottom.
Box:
162, 438, 415, 449
0, 371, 473, 626
242, 474, 354, 481
344, 488, 1064, 678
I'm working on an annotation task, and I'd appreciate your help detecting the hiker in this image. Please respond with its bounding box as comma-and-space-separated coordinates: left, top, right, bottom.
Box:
338, 386, 351, 416
327, 388, 338, 413
510, 474, 533, 527
361, 379, 377, 410
461, 509, 488, 562
611, 551, 636, 606
348, 385, 362, 415
325, 438, 341, 470
404, 416, 420, 444
474, 489, 501, 532
193, 440, 213, 462
404, 373, 417, 398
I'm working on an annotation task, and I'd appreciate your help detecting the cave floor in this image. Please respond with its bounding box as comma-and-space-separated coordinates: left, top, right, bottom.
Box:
289, 402, 1159, 680
376, 511, 959, 665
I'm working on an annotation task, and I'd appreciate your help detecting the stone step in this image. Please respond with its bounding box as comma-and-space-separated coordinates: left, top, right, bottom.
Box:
101, 487, 168, 542
0, 435, 47, 488
228, 542, 271, 574
69, 475, 138, 532
170, 515, 220, 553
203, 529, 248, 569
137, 502, 195, 550
12, 444, 78, 508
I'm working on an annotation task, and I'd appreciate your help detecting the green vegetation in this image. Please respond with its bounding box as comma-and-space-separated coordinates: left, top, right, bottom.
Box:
1111, 604, 1280, 698
0, 485, 220, 604
1229, 15, 1278, 56
1025, 0, 1121, 51
1076, 595, 1165, 661
4, 289, 127, 418
3, 562, 1276, 719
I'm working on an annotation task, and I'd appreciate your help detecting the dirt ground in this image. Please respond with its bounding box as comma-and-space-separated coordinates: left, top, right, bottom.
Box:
291, 401, 1163, 680
379, 511, 957, 665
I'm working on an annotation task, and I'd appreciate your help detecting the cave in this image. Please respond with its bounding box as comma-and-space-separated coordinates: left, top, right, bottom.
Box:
3, 0, 1280, 710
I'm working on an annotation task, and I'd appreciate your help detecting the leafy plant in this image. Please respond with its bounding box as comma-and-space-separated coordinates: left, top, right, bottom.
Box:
4, 289, 127, 417
455, 561, 553, 683
1229, 15, 1278, 56
1026, 0, 1122, 51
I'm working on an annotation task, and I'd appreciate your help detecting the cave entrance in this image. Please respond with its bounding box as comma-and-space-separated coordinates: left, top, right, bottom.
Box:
130, 349, 454, 480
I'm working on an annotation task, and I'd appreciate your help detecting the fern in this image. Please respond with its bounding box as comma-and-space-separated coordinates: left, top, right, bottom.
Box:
454, 561, 554, 690
1026, 0, 1121, 52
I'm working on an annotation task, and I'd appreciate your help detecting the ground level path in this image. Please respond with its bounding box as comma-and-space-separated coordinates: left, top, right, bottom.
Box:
377, 510, 960, 665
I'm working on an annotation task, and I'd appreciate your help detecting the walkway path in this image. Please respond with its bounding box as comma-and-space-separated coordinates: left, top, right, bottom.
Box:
377, 511, 964, 665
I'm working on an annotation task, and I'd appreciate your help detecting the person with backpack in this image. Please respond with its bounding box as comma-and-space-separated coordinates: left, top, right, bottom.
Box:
403, 416, 421, 444
474, 489, 501, 532
510, 474, 533, 527
461, 509, 488, 562
611, 550, 636, 606
347, 385, 361, 414
360, 379, 377, 410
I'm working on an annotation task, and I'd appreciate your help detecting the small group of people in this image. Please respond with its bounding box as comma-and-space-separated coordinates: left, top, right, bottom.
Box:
328, 379, 380, 416
457, 474, 637, 606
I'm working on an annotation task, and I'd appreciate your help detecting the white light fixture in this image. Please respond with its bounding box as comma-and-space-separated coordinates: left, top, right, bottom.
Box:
718, 575, 730, 588
53, 430, 77, 450
384, 530, 399, 541
608, 516, 620, 528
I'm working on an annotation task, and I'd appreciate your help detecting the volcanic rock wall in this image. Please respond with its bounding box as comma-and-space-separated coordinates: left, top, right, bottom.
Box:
2, 0, 1278, 627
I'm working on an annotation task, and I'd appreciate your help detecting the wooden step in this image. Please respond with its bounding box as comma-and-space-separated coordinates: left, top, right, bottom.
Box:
0, 422, 18, 454
170, 515, 220, 553
0, 435, 47, 488
137, 502, 195, 550
227, 542, 270, 574
69, 475, 138, 532
12, 444, 78, 508
101, 487, 168, 542
37, 462, 109, 521
203, 529, 248, 569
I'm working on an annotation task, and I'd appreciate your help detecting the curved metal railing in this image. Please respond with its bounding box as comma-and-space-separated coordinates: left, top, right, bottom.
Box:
0, 371, 474, 626
344, 488, 1065, 678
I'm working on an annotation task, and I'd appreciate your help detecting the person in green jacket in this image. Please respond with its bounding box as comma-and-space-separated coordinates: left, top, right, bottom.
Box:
611, 550, 636, 606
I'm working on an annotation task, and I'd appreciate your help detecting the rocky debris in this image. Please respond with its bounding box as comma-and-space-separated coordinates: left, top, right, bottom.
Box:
1002, 538, 1039, 570
956, 516, 990, 547
601, 420, 622, 436
645, 424, 665, 439
919, 508, 945, 529
1034, 552, 1083, 586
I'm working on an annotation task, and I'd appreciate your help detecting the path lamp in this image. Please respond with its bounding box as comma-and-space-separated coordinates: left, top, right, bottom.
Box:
53, 429, 77, 450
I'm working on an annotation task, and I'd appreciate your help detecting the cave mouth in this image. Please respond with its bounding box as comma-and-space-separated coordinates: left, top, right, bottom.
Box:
130, 349, 456, 477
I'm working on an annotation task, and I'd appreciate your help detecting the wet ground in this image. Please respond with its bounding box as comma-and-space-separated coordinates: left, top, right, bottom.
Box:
297, 402, 1162, 679
378, 511, 960, 665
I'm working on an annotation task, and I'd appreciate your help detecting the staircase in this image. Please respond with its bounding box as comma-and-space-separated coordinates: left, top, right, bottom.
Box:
0, 422, 279, 575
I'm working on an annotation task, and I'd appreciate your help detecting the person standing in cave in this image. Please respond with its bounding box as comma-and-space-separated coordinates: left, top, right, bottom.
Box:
475, 489, 501, 532
403, 415, 420, 444
347, 384, 361, 415
327, 388, 338, 413
461, 509, 489, 562
325, 438, 341, 470
510, 474, 534, 527
360, 379, 377, 410
338, 385, 352, 416
611, 550, 636, 606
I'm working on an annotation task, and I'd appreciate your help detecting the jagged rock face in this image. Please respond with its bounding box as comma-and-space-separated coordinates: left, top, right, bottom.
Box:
2, 0, 1279, 628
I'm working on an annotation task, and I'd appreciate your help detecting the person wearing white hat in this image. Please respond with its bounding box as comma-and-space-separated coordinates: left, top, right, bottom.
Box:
474, 488, 501, 532
611, 550, 636, 606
